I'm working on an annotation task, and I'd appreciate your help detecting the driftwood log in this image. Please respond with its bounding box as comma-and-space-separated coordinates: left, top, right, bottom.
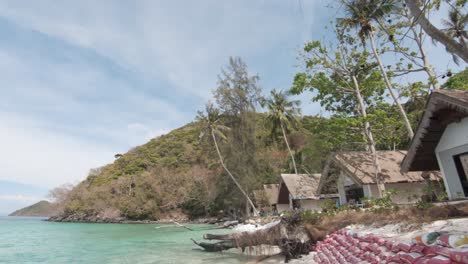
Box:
192, 213, 313, 262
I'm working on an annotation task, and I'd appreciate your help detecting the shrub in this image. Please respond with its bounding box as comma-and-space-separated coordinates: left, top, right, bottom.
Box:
300, 210, 321, 224
416, 199, 433, 210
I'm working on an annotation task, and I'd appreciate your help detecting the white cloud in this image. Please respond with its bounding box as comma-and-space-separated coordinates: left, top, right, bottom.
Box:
0, 194, 43, 203
0, 0, 319, 99
0, 113, 117, 188
0, 0, 324, 193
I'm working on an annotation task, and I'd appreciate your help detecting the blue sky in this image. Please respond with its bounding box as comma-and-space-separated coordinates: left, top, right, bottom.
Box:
0, 1, 463, 214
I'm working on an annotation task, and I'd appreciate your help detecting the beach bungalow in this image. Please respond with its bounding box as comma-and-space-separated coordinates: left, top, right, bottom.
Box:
276, 173, 338, 213
318, 151, 441, 205
401, 90, 468, 200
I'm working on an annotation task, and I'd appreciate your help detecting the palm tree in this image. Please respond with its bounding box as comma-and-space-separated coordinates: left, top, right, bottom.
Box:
405, 0, 468, 63
442, 9, 467, 47
339, 0, 415, 139
197, 103, 259, 216
264, 89, 301, 175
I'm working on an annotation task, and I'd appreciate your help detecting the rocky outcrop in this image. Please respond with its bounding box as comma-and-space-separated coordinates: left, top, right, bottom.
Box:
48, 214, 221, 224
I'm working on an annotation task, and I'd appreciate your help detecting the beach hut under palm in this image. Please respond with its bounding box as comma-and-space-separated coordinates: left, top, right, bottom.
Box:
276, 173, 338, 213
318, 150, 442, 206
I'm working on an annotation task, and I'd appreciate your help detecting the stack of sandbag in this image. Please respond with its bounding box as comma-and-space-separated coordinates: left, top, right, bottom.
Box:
313, 228, 468, 263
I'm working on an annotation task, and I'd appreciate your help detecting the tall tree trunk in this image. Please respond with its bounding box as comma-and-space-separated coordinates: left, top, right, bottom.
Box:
405, 9, 439, 90
211, 130, 259, 216
405, 0, 468, 63
369, 32, 415, 139
352, 75, 385, 197
281, 122, 298, 174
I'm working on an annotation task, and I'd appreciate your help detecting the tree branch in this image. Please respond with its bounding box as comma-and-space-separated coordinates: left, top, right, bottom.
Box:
405, 0, 468, 63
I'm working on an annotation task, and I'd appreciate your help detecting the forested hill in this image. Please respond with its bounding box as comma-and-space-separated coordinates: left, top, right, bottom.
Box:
51, 116, 300, 222
49, 112, 408, 222
10, 201, 58, 217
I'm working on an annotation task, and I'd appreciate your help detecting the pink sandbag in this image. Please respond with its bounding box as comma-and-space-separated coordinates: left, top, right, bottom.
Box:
341, 249, 351, 258
423, 245, 454, 258
413, 257, 432, 264
359, 242, 370, 250
349, 245, 361, 255
363, 251, 378, 263
398, 242, 415, 253
392, 243, 402, 253
366, 243, 381, 254
330, 240, 340, 248
399, 252, 424, 264
347, 255, 361, 264
436, 233, 451, 248
388, 254, 403, 263
410, 244, 426, 254
377, 237, 387, 246
314, 254, 322, 263
379, 250, 396, 261
360, 234, 378, 243
385, 240, 396, 251
318, 253, 331, 264
348, 236, 360, 246
427, 255, 452, 264
451, 248, 468, 263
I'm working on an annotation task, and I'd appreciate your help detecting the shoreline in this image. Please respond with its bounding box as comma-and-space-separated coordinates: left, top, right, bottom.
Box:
46, 215, 224, 225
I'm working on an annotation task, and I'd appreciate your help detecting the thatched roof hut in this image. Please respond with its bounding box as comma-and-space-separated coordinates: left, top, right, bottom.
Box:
276, 173, 338, 212
318, 151, 440, 193
318, 150, 441, 204
278, 174, 322, 203
401, 90, 468, 172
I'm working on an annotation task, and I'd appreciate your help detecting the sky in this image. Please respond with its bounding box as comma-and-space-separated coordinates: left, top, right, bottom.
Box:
0, 0, 463, 215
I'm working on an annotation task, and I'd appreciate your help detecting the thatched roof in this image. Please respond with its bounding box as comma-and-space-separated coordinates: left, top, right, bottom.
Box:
253, 189, 265, 204
279, 174, 322, 201
318, 151, 441, 193
401, 90, 468, 172
263, 184, 279, 205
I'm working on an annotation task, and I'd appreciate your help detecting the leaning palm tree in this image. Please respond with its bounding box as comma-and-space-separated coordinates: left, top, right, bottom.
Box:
442, 9, 467, 47
264, 89, 301, 175
339, 0, 415, 139
197, 103, 259, 216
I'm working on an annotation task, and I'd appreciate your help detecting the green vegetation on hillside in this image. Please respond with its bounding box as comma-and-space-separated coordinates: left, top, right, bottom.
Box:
9, 201, 58, 217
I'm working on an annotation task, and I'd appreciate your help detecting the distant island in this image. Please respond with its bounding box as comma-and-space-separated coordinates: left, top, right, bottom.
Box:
9, 201, 59, 217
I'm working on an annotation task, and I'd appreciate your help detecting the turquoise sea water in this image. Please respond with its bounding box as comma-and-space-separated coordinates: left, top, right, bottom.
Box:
0, 217, 254, 264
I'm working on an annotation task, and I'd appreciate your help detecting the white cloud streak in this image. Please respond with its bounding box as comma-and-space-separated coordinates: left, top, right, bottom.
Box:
0, 0, 320, 99
0, 113, 116, 188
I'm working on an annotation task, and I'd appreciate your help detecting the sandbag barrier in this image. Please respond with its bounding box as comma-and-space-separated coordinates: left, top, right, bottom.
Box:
312, 228, 468, 263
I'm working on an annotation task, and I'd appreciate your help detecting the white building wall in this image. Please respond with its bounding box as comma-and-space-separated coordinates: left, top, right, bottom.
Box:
300, 199, 337, 212
337, 172, 347, 205
277, 203, 290, 213
435, 117, 468, 199
362, 182, 435, 204
386, 182, 430, 204
363, 184, 378, 198
436, 117, 468, 152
